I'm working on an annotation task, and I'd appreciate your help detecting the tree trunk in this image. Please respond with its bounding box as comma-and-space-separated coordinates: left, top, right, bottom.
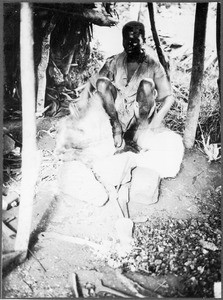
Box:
216, 2, 221, 100
36, 15, 56, 116
137, 3, 143, 22
183, 3, 208, 149
63, 49, 75, 76
14, 3, 40, 256
147, 2, 170, 80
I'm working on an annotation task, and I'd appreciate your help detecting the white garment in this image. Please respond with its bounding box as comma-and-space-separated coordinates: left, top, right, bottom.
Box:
135, 128, 185, 178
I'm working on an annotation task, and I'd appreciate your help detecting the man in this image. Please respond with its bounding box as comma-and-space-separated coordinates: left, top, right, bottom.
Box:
85, 21, 174, 149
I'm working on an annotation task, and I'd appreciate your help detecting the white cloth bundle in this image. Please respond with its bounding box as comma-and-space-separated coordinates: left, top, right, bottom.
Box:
92, 152, 135, 187
134, 128, 184, 178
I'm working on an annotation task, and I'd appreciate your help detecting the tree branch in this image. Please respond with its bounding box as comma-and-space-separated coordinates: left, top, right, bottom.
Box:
36, 15, 56, 115
34, 5, 118, 27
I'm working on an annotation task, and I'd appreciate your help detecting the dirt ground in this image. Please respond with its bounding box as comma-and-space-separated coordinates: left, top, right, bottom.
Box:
2, 3, 221, 298
2, 120, 221, 297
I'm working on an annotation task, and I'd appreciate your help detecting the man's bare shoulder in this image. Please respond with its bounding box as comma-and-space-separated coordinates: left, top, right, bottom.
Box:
141, 45, 159, 63
144, 52, 159, 65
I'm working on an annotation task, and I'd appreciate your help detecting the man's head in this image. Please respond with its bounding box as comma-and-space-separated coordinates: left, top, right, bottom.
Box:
122, 21, 146, 58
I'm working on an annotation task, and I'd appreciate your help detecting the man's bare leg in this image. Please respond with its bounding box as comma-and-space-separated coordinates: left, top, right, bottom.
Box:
135, 78, 157, 130
96, 77, 123, 148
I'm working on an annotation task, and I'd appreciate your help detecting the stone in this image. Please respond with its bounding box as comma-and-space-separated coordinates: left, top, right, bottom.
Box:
214, 282, 221, 298
57, 160, 108, 206
129, 167, 160, 205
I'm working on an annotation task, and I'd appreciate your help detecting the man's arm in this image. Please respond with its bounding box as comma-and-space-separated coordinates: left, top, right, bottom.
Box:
149, 94, 175, 130
149, 60, 174, 130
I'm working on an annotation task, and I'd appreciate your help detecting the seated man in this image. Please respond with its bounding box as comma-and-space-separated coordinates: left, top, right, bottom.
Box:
86, 21, 174, 149
56, 22, 184, 209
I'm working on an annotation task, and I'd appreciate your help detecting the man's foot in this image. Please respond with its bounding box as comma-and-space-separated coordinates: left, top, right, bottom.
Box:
112, 121, 123, 148
124, 140, 141, 153
113, 131, 123, 148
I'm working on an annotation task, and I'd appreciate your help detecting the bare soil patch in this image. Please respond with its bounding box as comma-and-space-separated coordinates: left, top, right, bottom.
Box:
2, 125, 221, 297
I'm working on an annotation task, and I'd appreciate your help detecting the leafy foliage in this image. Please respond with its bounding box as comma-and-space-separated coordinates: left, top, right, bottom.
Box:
69, 41, 105, 89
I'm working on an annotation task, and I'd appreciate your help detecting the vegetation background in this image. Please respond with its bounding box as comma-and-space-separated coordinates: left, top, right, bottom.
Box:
81, 2, 220, 147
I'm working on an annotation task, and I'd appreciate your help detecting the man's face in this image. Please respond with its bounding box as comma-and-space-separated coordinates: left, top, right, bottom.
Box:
123, 30, 144, 57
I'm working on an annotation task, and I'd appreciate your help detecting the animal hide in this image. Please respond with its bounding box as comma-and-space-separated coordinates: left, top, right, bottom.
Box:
55, 92, 116, 166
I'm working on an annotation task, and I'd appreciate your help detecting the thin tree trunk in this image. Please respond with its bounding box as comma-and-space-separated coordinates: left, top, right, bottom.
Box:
183, 3, 209, 149
216, 2, 221, 100
36, 15, 56, 115
147, 2, 170, 80
14, 3, 40, 256
63, 49, 75, 76
137, 2, 143, 22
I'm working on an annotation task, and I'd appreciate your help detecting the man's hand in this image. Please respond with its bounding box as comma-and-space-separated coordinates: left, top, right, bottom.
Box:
147, 117, 163, 131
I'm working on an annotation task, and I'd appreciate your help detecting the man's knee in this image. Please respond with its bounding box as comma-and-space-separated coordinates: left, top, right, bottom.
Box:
137, 79, 157, 108
96, 77, 110, 91
138, 79, 156, 96
136, 79, 157, 121
96, 77, 117, 100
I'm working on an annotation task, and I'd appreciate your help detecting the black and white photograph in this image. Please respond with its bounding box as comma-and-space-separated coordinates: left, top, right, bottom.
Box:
2, 1, 221, 298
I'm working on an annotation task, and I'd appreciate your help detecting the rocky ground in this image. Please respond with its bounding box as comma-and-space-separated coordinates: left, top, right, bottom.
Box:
2, 121, 221, 297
